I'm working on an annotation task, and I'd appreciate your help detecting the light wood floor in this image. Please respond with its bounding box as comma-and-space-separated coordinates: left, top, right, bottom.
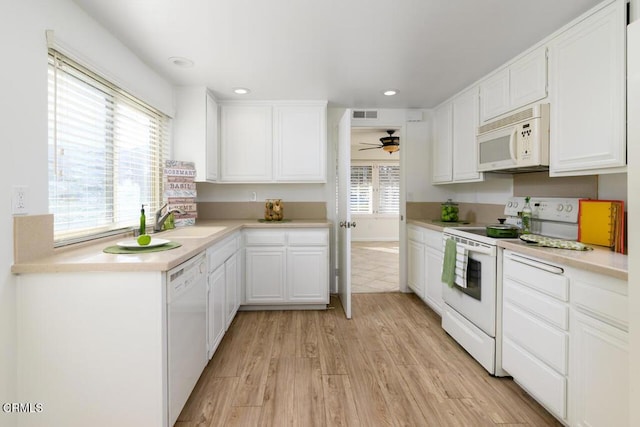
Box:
176, 293, 561, 427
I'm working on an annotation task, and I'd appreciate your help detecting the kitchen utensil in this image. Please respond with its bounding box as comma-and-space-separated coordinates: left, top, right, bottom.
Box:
485, 222, 520, 238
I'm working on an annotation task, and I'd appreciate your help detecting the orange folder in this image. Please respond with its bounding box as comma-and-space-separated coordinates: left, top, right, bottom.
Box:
577, 199, 625, 253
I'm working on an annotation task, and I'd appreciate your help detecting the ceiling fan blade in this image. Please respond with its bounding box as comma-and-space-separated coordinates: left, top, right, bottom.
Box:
358, 146, 382, 151
359, 143, 383, 146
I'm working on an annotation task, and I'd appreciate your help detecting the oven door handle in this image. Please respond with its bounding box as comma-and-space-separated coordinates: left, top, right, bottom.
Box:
455, 241, 494, 256
505, 252, 564, 275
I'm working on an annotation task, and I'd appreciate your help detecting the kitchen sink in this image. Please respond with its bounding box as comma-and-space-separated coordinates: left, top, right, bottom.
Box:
155, 226, 227, 238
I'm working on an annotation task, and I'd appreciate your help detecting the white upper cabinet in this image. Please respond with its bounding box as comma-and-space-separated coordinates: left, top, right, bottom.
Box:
433, 86, 483, 184
220, 104, 273, 182
480, 46, 547, 122
220, 101, 327, 183
548, 0, 626, 176
452, 86, 483, 182
274, 103, 327, 182
432, 102, 453, 183
173, 87, 219, 182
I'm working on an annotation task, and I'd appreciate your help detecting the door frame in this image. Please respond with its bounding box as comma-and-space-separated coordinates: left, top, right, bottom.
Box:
327, 109, 408, 299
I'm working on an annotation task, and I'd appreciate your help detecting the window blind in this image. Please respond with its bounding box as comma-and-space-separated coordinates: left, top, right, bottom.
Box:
349, 162, 399, 216
349, 165, 373, 214
48, 49, 169, 244
378, 165, 400, 214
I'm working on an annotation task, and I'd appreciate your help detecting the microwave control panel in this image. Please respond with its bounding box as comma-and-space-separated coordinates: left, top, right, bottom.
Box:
517, 122, 534, 160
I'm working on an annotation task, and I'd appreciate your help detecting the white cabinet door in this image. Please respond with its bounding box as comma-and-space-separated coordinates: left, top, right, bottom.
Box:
432, 102, 453, 183
173, 87, 218, 182
207, 264, 226, 359
287, 247, 328, 303
480, 69, 510, 122
407, 239, 425, 299
452, 87, 482, 182
274, 104, 327, 182
425, 247, 444, 315
224, 252, 240, 329
548, 0, 626, 175
205, 94, 219, 181
510, 47, 547, 109
480, 46, 547, 123
220, 104, 273, 182
245, 247, 286, 303
571, 309, 628, 427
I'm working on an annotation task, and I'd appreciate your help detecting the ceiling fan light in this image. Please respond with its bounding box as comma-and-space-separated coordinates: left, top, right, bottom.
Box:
382, 145, 399, 153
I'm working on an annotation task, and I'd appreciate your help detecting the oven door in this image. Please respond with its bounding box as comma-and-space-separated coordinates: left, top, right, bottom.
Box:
441, 241, 497, 337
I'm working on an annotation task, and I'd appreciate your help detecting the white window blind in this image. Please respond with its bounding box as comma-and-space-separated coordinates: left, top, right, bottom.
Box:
48, 49, 169, 244
350, 165, 373, 214
350, 162, 399, 216
378, 165, 400, 214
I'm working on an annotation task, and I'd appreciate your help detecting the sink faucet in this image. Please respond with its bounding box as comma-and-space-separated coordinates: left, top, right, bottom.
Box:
154, 203, 186, 232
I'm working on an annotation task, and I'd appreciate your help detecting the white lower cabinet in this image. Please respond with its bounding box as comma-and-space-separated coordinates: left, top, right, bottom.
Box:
424, 231, 444, 315
245, 246, 287, 303
244, 228, 329, 306
407, 230, 426, 299
207, 264, 226, 359
502, 249, 629, 426
407, 224, 443, 314
569, 270, 628, 427
224, 252, 241, 329
206, 232, 242, 358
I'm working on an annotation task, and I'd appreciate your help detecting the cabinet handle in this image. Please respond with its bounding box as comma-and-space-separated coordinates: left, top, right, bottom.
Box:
505, 252, 564, 275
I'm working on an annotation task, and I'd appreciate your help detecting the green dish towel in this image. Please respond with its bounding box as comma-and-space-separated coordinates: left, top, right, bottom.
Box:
103, 241, 182, 254
441, 238, 457, 288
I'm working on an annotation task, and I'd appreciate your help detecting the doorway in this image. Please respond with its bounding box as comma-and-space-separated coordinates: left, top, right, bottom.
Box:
349, 128, 400, 293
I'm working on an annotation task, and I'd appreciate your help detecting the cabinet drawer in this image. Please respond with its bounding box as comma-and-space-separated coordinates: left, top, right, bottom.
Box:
244, 230, 286, 246
503, 252, 568, 301
503, 279, 569, 330
207, 235, 238, 272
503, 337, 567, 420
424, 230, 443, 249
407, 226, 425, 243
572, 279, 628, 329
287, 230, 328, 246
503, 302, 568, 375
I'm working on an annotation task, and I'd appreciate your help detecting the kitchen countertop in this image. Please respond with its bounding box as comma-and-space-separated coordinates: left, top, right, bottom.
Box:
407, 218, 628, 281
12, 219, 331, 274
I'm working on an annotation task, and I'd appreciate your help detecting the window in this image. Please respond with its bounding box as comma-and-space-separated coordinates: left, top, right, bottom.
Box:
349, 162, 399, 215
48, 49, 169, 244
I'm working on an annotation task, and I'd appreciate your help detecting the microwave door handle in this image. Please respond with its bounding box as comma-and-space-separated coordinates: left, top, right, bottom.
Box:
509, 127, 518, 161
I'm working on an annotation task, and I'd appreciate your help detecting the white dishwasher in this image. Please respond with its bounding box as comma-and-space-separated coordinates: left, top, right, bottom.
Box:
167, 252, 207, 426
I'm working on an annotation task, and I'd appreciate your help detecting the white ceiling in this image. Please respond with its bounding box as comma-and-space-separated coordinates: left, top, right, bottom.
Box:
72, 0, 603, 108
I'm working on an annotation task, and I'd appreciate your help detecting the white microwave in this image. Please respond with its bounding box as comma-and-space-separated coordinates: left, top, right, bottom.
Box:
477, 103, 550, 173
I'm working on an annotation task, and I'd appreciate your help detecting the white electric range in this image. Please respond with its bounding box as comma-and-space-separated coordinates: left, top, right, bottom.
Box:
441, 197, 580, 376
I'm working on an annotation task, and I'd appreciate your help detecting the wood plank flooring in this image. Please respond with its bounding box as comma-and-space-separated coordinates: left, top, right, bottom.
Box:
176, 293, 561, 427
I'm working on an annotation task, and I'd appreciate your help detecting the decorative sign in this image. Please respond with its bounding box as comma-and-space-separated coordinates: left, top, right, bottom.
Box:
164, 160, 197, 227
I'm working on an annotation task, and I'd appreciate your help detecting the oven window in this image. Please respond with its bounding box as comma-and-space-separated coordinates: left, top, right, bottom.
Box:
456, 258, 481, 300
479, 135, 511, 163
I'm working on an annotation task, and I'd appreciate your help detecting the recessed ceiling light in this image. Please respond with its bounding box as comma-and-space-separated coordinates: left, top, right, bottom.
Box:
383, 89, 398, 96
233, 87, 251, 95
168, 57, 194, 68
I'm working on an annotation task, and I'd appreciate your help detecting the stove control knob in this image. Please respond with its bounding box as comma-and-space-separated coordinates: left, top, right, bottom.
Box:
507, 201, 513, 208
557, 205, 564, 212
566, 204, 573, 213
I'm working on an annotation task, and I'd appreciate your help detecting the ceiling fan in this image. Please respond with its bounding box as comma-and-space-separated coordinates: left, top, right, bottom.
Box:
358, 130, 400, 154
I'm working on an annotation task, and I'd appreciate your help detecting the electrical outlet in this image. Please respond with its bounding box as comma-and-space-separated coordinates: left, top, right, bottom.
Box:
12, 185, 28, 215
250, 191, 257, 202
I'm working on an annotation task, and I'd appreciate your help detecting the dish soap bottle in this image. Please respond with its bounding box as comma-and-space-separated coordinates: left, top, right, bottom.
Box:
139, 204, 146, 235
521, 197, 532, 234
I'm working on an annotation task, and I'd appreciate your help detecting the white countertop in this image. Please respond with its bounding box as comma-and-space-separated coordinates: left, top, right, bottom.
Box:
12, 220, 331, 274
407, 218, 628, 281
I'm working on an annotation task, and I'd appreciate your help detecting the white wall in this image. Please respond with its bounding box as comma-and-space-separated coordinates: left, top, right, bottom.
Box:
0, 0, 173, 418
196, 183, 327, 202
